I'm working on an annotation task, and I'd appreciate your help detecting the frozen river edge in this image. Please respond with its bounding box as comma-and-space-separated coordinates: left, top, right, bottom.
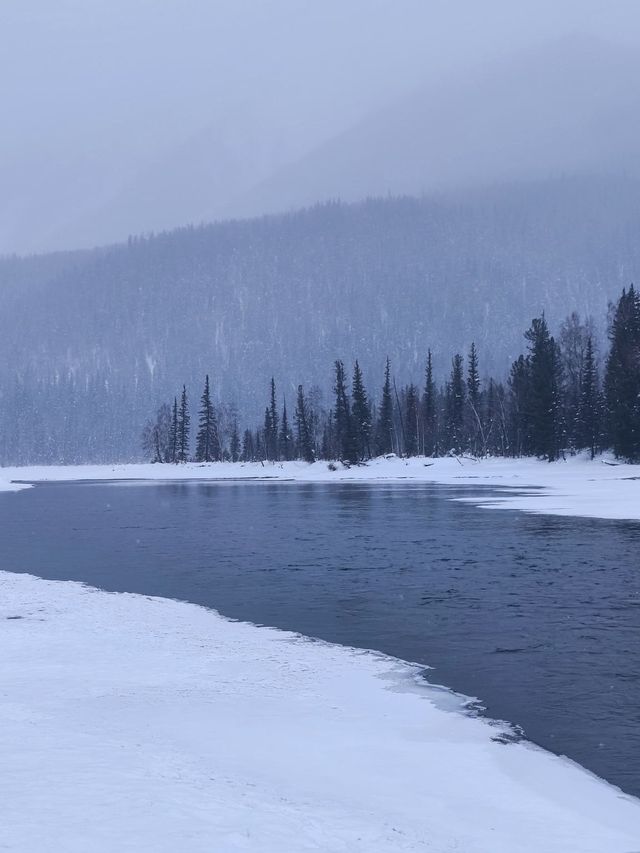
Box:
2, 457, 640, 851
2, 453, 640, 521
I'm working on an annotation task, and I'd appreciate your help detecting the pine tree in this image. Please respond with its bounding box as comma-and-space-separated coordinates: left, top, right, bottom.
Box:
404, 384, 419, 456
168, 396, 179, 463
351, 360, 371, 461
264, 377, 278, 460
446, 354, 465, 453
374, 357, 394, 456
295, 384, 315, 462
279, 400, 293, 461
576, 336, 599, 458
422, 349, 437, 456
525, 316, 563, 461
177, 385, 191, 463
333, 360, 356, 462
466, 342, 482, 454
605, 286, 640, 460
195, 375, 220, 462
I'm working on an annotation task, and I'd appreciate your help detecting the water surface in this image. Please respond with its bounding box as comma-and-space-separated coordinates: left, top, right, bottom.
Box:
1, 480, 639, 796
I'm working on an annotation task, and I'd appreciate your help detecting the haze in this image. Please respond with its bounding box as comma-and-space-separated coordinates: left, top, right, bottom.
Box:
2, 0, 640, 255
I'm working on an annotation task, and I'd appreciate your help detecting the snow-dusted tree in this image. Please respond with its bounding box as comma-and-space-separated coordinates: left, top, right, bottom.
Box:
195, 375, 220, 462
351, 360, 371, 461
375, 358, 394, 456
177, 385, 191, 463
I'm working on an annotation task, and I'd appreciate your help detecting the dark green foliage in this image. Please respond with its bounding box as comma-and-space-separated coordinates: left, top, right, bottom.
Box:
195, 375, 220, 462
295, 384, 315, 463
605, 286, 640, 461
169, 397, 179, 464
279, 401, 293, 461
263, 378, 279, 461
422, 350, 437, 456
351, 360, 371, 461
525, 316, 563, 461
446, 354, 465, 453
576, 337, 600, 458
404, 384, 419, 456
177, 385, 190, 463
466, 342, 482, 454
375, 358, 394, 456
333, 360, 357, 462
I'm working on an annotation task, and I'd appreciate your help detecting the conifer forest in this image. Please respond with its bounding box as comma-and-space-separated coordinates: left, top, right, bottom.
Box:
141, 287, 640, 466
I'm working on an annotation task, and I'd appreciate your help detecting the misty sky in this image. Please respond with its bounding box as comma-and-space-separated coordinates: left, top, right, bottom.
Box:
2, 0, 640, 255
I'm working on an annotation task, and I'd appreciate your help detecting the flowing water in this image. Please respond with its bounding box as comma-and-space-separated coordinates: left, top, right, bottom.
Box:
2, 480, 639, 796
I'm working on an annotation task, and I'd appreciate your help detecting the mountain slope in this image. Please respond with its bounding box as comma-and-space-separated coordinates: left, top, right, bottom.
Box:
1, 175, 639, 463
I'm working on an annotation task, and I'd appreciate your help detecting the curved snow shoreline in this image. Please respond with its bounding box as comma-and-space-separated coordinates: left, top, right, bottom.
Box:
2, 454, 640, 521
1, 570, 639, 852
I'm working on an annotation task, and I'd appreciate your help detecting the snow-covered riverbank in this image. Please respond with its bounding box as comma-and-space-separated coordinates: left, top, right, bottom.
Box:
1, 571, 638, 852
2, 454, 640, 521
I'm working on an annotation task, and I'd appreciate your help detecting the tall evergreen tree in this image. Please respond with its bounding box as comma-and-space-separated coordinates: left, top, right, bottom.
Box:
375, 357, 394, 456
177, 385, 190, 463
446, 354, 465, 453
575, 336, 599, 458
169, 396, 179, 463
422, 349, 437, 455
279, 400, 293, 461
295, 384, 315, 462
195, 375, 220, 462
525, 316, 563, 461
333, 360, 356, 461
404, 383, 419, 456
466, 342, 482, 454
351, 360, 371, 461
605, 286, 640, 460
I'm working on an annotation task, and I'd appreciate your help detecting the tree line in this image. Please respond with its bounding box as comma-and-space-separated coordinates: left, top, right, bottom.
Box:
142, 287, 640, 465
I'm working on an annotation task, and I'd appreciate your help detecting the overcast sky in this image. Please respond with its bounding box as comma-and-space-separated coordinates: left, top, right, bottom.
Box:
2, 0, 640, 254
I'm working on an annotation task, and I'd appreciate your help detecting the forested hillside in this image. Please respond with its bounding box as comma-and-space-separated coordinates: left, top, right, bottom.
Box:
1, 176, 639, 463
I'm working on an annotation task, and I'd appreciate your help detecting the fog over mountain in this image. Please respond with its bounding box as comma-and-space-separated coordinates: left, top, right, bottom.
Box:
1, 176, 639, 463
2, 1, 640, 254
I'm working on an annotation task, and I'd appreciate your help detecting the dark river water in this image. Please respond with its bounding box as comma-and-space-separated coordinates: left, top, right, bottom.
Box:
1, 480, 639, 796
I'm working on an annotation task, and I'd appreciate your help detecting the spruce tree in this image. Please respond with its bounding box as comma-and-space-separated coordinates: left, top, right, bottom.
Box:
423, 350, 437, 455
466, 342, 481, 454
525, 316, 563, 461
267, 377, 279, 460
177, 385, 190, 463
446, 354, 465, 453
351, 360, 371, 461
279, 400, 293, 461
333, 360, 357, 462
605, 286, 640, 460
295, 384, 315, 462
576, 336, 599, 458
169, 396, 179, 463
195, 375, 220, 462
404, 384, 419, 456
374, 357, 394, 456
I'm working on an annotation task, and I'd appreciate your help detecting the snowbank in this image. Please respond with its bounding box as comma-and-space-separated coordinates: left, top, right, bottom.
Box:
1, 571, 638, 852
2, 454, 640, 521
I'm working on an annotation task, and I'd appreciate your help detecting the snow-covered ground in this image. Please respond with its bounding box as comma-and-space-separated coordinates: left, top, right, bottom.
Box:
2, 455, 640, 850
1, 571, 639, 852
1, 453, 640, 520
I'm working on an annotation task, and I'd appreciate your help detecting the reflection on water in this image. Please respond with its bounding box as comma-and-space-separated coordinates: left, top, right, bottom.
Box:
1, 480, 639, 796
